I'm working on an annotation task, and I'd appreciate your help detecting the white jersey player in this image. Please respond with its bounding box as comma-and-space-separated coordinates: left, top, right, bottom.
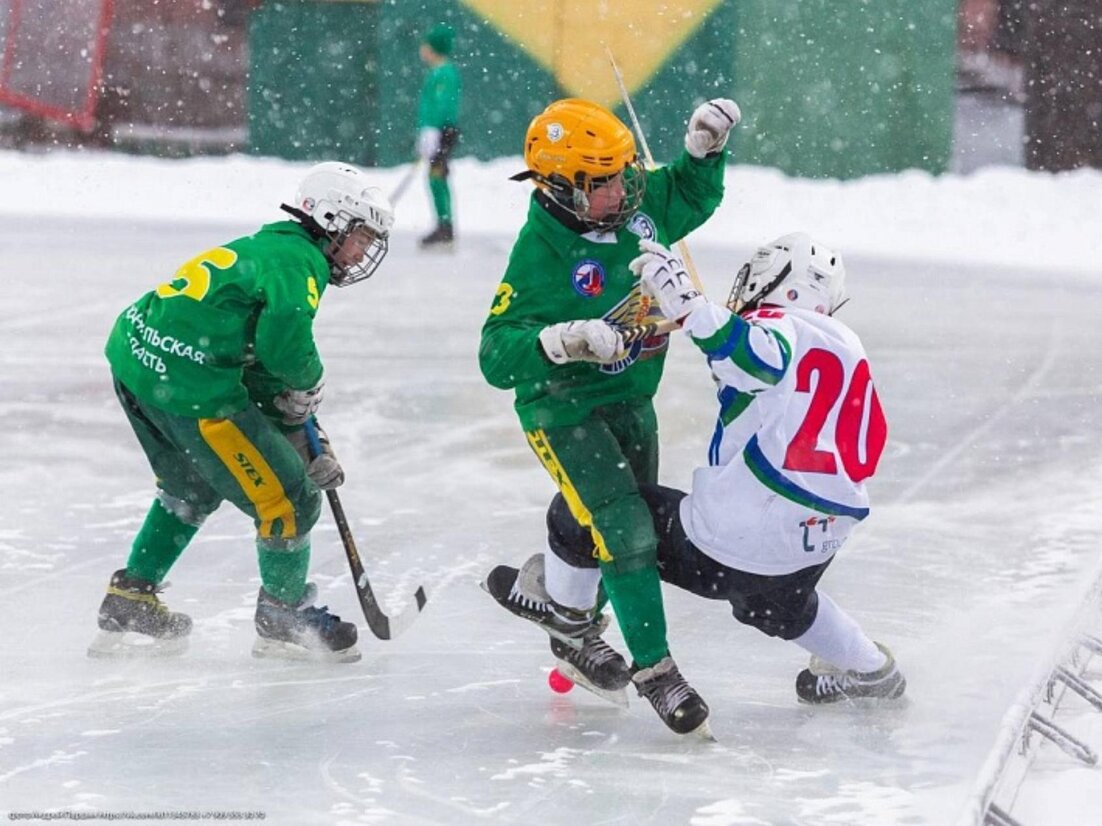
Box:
542, 232, 905, 705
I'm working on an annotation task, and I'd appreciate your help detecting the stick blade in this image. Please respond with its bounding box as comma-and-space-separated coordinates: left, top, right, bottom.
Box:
363, 585, 428, 640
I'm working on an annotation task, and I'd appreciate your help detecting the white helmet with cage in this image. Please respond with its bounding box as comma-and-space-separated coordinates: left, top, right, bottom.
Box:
728, 232, 847, 315
290, 162, 395, 286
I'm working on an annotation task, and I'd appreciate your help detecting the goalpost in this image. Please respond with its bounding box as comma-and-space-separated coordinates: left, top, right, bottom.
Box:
0, 0, 114, 131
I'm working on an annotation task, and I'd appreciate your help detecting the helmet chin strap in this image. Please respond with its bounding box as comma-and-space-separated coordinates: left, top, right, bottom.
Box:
743, 262, 792, 312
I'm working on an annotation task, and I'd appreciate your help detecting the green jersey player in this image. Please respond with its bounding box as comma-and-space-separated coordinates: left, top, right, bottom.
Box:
480, 96, 741, 734
91, 162, 394, 662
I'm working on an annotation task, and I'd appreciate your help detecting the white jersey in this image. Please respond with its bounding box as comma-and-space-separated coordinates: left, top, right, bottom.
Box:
678, 302, 887, 575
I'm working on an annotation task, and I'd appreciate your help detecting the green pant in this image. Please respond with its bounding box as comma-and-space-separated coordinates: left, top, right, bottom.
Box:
114, 377, 320, 602
526, 398, 669, 666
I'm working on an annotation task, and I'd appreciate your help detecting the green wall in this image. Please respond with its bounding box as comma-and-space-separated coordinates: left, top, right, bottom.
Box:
249, 0, 956, 178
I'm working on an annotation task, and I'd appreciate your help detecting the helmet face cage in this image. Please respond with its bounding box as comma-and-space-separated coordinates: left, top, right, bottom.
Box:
726, 262, 753, 314
322, 209, 389, 287
728, 260, 793, 315
569, 156, 648, 232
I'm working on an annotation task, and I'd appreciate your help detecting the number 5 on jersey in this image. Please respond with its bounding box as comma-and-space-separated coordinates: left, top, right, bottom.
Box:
155, 247, 238, 302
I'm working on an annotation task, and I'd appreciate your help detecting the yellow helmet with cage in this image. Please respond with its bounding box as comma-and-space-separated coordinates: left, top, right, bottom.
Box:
512, 98, 647, 232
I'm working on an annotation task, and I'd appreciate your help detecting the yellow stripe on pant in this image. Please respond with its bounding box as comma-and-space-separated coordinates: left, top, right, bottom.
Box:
198, 418, 297, 539
526, 428, 613, 563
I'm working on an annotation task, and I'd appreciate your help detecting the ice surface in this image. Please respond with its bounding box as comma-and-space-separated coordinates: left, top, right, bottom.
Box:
2, 154, 1102, 824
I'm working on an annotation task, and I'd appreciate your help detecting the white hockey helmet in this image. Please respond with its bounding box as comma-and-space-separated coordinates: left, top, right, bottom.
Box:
727, 232, 847, 315
288, 162, 395, 286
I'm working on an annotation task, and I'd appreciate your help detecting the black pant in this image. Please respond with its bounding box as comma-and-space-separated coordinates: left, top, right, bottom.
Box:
429, 126, 460, 177
548, 483, 832, 640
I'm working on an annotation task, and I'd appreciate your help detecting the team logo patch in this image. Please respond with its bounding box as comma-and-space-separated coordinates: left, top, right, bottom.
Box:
800, 515, 841, 555
786, 288, 799, 302
626, 212, 657, 241
597, 285, 670, 375
546, 122, 564, 143
571, 260, 605, 297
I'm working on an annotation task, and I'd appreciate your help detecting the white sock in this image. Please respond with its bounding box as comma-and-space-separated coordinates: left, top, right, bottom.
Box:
543, 551, 601, 611
793, 592, 887, 673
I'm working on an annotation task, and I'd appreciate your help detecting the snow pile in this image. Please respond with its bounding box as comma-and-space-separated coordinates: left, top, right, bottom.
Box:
2, 150, 1100, 276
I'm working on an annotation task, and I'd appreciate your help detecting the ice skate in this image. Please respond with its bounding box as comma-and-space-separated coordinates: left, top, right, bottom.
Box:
88, 569, 192, 658
419, 221, 454, 250
631, 655, 713, 739
481, 554, 602, 644
796, 642, 906, 704
252, 584, 361, 663
550, 636, 630, 708
483, 555, 629, 704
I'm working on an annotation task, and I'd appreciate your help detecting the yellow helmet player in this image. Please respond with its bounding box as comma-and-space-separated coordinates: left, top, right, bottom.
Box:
510, 98, 647, 232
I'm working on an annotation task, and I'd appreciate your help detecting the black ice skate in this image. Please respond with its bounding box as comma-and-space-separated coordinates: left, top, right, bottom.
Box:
482, 554, 629, 706
419, 221, 454, 249
252, 584, 361, 663
481, 554, 599, 643
631, 656, 713, 739
550, 636, 631, 708
87, 568, 192, 658
795, 642, 906, 704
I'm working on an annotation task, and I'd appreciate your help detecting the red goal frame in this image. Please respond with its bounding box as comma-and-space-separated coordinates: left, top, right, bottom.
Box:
0, 0, 115, 131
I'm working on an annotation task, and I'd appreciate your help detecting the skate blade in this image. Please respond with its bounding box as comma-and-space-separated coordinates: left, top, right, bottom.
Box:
689, 719, 718, 742
251, 637, 362, 664
86, 630, 188, 659
554, 659, 629, 709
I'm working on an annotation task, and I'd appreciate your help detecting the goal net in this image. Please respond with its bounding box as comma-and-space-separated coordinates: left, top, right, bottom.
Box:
0, 0, 113, 130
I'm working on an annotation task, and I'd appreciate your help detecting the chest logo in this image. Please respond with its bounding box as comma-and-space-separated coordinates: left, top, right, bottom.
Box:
626, 213, 657, 242
571, 260, 605, 298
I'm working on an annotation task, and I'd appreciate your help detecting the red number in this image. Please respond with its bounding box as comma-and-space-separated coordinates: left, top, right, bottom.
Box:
837, 359, 887, 482
783, 349, 842, 474
783, 348, 887, 483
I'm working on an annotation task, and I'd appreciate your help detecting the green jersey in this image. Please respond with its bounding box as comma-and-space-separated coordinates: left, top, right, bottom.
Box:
479, 150, 726, 430
105, 221, 331, 419
417, 61, 461, 129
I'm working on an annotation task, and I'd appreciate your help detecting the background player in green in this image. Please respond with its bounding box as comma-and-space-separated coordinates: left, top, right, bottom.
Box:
479, 96, 740, 735
417, 22, 461, 249
91, 162, 395, 663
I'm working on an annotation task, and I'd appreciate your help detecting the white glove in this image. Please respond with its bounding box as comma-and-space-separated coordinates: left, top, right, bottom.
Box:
285, 423, 344, 490
684, 98, 741, 159
539, 320, 623, 364
629, 240, 707, 323
417, 127, 442, 161
272, 377, 325, 426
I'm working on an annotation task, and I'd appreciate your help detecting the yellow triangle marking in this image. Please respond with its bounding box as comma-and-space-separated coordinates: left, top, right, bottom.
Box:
460, 0, 724, 109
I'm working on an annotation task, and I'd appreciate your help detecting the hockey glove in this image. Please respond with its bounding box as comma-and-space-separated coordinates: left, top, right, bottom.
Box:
273, 377, 325, 426
417, 127, 442, 161
285, 421, 345, 490
539, 320, 623, 365
684, 98, 741, 159
629, 240, 707, 324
